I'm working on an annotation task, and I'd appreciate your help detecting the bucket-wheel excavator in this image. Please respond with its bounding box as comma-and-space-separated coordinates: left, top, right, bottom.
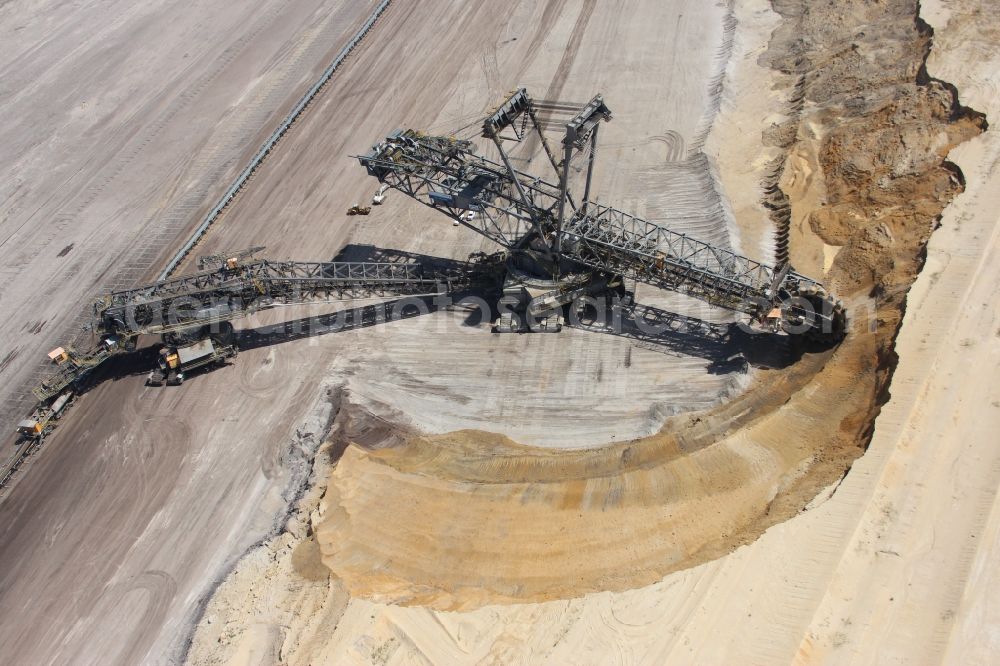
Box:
358, 88, 846, 338
17, 88, 844, 442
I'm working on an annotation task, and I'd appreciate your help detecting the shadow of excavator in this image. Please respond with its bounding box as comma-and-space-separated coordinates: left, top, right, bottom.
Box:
566, 301, 807, 372
78, 295, 450, 394
236, 294, 460, 352
331, 243, 470, 269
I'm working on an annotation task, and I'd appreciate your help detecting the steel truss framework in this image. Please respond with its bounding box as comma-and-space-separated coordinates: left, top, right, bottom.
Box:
34, 257, 493, 401
96, 259, 470, 338
33, 346, 117, 401
359, 89, 613, 255
360, 130, 559, 248
359, 88, 839, 327
560, 204, 818, 313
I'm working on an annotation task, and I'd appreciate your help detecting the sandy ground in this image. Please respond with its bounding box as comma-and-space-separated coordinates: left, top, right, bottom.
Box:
0, 0, 996, 664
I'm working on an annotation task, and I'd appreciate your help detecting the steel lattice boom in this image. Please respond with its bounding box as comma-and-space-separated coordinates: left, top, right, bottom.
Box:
559, 204, 817, 313
97, 259, 469, 338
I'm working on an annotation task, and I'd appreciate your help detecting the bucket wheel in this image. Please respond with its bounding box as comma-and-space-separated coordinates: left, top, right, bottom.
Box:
782, 283, 846, 344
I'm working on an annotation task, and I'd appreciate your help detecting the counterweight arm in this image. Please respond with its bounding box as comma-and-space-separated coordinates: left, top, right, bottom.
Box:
33, 255, 498, 402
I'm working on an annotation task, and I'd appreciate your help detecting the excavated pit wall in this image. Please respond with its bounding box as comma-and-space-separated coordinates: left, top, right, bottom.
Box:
188, 0, 984, 659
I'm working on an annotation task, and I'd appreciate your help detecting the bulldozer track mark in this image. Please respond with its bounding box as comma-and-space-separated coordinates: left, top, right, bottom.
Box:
650, 131, 687, 162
